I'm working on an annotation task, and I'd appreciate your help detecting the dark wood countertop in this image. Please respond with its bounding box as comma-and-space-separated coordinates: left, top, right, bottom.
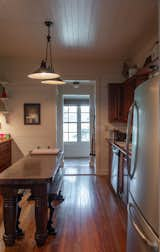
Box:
0, 152, 63, 185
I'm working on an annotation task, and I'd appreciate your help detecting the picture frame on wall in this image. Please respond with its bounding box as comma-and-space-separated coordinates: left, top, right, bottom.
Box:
24, 103, 41, 125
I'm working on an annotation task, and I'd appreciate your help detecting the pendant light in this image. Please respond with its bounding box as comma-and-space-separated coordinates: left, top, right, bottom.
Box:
28, 21, 60, 80
41, 77, 65, 85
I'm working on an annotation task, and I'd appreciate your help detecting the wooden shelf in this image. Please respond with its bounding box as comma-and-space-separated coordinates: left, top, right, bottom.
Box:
108, 58, 159, 124
0, 97, 8, 101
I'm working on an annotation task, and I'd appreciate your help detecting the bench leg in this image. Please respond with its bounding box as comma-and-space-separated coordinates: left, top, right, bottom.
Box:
56, 191, 64, 202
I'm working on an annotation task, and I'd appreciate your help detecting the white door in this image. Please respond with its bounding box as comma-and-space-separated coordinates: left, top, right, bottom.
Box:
63, 101, 90, 158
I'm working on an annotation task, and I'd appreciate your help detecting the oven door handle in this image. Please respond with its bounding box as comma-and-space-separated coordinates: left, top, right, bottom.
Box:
128, 203, 159, 251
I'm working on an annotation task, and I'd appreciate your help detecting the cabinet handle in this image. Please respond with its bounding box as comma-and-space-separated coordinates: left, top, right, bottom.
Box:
126, 102, 139, 179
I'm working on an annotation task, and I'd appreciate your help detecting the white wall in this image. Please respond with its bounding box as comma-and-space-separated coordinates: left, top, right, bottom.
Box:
0, 84, 57, 163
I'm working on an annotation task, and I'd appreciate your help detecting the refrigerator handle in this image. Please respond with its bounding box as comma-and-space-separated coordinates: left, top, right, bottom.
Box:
126, 103, 134, 177
129, 203, 159, 251
126, 102, 139, 179
130, 102, 139, 179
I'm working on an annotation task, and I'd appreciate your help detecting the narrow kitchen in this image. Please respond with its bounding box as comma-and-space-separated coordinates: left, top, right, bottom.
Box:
0, 1, 159, 252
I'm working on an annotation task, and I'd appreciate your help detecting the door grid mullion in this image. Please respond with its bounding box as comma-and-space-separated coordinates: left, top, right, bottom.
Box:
77, 105, 81, 143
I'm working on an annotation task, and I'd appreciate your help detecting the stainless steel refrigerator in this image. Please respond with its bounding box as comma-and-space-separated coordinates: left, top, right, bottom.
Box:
126, 75, 160, 252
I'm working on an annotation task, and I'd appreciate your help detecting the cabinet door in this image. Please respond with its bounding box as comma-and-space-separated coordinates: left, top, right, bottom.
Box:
108, 83, 123, 122
123, 81, 135, 122
122, 76, 148, 122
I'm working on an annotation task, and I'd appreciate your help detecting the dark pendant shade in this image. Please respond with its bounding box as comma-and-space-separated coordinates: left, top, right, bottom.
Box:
28, 60, 60, 80
41, 77, 65, 85
28, 21, 61, 80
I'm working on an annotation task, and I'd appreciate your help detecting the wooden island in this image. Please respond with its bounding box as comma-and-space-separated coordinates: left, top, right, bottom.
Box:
0, 151, 63, 247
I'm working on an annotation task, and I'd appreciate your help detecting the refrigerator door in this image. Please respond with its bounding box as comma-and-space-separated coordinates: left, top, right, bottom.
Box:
127, 194, 159, 252
130, 76, 159, 235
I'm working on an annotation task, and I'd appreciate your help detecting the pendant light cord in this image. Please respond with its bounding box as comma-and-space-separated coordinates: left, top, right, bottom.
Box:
49, 36, 53, 70
45, 22, 53, 70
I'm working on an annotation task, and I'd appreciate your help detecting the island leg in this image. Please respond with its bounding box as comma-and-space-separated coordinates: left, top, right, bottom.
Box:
32, 184, 48, 247
47, 197, 56, 235
16, 193, 24, 239
3, 188, 18, 246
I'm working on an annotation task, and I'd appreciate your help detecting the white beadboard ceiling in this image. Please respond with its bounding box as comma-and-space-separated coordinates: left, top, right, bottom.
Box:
0, 0, 158, 60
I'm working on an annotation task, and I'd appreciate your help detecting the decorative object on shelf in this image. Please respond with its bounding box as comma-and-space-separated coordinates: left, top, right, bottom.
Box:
0, 84, 8, 99
143, 41, 159, 74
28, 21, 60, 80
143, 55, 152, 67
42, 77, 65, 85
0, 85, 9, 122
1, 87, 7, 98
128, 65, 138, 78
0, 133, 10, 140
143, 56, 159, 76
122, 59, 134, 78
24, 103, 41, 125
151, 41, 159, 62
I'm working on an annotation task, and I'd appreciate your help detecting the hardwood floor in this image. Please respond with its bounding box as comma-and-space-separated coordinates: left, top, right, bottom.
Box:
64, 158, 96, 175
0, 176, 127, 252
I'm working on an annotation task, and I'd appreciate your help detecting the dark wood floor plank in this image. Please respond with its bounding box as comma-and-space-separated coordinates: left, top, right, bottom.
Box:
0, 176, 127, 252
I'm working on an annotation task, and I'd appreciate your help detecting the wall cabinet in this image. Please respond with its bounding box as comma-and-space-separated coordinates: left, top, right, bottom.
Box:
0, 140, 11, 172
108, 82, 133, 123
122, 81, 135, 122
108, 76, 148, 123
122, 76, 148, 122
108, 83, 124, 122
